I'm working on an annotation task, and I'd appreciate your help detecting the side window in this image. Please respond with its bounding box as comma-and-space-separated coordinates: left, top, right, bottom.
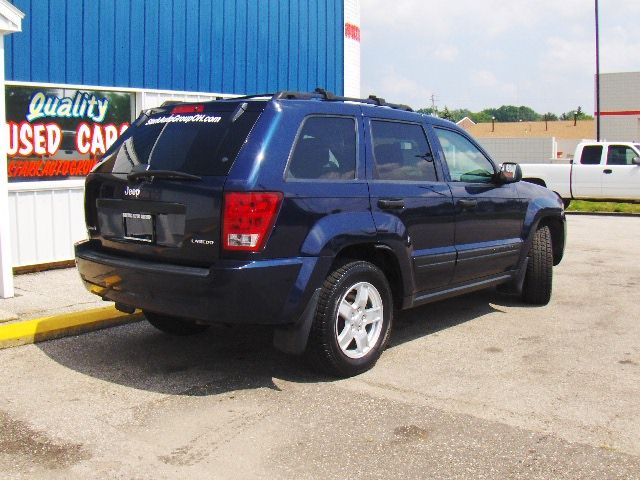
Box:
607, 145, 637, 165
370, 120, 437, 181
580, 145, 603, 165
286, 116, 356, 180
434, 128, 495, 183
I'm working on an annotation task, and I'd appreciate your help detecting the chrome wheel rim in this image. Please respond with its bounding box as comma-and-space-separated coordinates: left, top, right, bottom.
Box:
335, 281, 384, 359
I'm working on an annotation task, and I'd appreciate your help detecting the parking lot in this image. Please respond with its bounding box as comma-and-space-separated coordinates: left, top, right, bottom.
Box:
0, 215, 639, 479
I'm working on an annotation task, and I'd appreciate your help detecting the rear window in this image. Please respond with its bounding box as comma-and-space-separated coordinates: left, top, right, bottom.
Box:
104, 104, 261, 176
580, 145, 603, 165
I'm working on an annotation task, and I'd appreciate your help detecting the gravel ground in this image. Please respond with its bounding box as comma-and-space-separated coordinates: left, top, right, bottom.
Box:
0, 215, 639, 479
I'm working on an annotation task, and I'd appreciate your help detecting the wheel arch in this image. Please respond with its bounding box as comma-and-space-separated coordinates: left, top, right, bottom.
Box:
523, 177, 547, 188
329, 242, 410, 310
535, 215, 566, 266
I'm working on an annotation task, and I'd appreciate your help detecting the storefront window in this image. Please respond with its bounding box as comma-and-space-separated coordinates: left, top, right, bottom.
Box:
5, 85, 134, 181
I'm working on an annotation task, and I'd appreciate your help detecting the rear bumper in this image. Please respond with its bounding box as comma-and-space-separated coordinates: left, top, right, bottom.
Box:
75, 241, 326, 325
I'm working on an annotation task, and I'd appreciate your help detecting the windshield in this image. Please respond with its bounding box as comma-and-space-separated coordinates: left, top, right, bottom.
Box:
98, 103, 261, 176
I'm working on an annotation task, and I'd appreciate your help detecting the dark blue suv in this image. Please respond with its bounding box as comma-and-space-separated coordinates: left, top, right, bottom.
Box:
75, 90, 566, 377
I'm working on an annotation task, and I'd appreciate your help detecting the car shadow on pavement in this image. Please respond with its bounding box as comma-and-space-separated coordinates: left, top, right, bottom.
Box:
36, 289, 521, 396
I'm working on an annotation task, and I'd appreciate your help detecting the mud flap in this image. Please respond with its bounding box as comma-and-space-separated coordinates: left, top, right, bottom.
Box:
272, 289, 320, 355
496, 257, 529, 295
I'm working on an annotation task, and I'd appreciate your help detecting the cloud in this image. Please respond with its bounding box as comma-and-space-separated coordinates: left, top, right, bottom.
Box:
362, 66, 434, 108
360, 0, 640, 113
434, 44, 459, 63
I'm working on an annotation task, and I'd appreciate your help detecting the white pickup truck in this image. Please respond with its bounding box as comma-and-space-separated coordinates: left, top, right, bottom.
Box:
520, 141, 640, 207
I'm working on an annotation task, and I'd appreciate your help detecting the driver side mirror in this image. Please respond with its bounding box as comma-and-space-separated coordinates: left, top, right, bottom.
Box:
497, 162, 522, 183
632, 157, 640, 166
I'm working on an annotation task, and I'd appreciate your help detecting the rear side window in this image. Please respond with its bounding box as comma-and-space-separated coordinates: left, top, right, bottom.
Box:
580, 145, 603, 165
370, 120, 437, 181
105, 105, 260, 176
286, 116, 356, 180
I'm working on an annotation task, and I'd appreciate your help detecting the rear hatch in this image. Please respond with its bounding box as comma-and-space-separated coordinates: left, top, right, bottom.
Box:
85, 100, 264, 266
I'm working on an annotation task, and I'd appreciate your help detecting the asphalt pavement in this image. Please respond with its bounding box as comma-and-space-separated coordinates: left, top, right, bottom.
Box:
0, 215, 639, 479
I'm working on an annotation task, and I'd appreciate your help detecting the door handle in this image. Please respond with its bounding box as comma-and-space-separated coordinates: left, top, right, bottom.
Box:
458, 199, 478, 210
377, 198, 405, 210
603, 169, 613, 174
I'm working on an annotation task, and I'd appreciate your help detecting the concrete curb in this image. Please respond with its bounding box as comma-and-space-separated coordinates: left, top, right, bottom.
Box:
0, 306, 143, 350
566, 211, 640, 218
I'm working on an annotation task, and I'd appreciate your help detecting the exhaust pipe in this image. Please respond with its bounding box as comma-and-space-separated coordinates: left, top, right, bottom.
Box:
115, 302, 136, 314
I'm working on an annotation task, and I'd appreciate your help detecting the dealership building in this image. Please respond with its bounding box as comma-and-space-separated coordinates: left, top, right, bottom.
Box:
0, 0, 361, 297
599, 71, 640, 142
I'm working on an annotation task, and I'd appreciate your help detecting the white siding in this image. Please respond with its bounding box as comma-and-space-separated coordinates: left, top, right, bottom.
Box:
8, 180, 85, 267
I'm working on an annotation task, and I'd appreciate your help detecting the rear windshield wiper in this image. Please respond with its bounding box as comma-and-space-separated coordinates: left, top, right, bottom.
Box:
127, 170, 202, 182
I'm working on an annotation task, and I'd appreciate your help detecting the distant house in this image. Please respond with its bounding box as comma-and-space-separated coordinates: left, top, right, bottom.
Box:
456, 116, 476, 129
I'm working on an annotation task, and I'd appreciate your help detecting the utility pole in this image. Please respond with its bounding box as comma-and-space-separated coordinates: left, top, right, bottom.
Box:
429, 94, 438, 114
595, 0, 601, 141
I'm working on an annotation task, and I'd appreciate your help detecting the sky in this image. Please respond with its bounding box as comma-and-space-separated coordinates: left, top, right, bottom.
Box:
360, 0, 640, 115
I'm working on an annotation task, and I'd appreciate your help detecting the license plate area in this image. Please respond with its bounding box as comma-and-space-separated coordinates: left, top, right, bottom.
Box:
123, 213, 154, 243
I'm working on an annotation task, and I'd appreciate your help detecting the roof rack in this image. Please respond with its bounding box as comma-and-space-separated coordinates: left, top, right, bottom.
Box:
272, 88, 413, 112
153, 89, 413, 112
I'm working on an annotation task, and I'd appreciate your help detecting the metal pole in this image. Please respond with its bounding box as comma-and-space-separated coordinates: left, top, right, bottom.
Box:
595, 0, 601, 141
0, 37, 15, 298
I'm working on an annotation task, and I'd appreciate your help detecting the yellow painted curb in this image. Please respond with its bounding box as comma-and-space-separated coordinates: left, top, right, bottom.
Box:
0, 306, 143, 349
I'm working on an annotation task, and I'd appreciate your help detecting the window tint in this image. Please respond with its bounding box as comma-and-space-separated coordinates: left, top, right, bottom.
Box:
370, 121, 437, 181
607, 145, 637, 165
286, 116, 356, 180
580, 145, 603, 165
434, 128, 495, 183
106, 106, 260, 176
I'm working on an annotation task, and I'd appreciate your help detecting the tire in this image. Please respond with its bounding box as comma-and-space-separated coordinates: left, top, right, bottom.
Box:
305, 261, 393, 377
521, 226, 553, 305
144, 311, 210, 336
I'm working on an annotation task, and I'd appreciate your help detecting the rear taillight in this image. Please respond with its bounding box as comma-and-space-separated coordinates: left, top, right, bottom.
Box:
171, 104, 204, 114
223, 192, 283, 251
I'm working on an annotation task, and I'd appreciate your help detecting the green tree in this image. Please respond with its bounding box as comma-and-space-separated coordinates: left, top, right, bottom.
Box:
560, 106, 594, 121
440, 106, 454, 121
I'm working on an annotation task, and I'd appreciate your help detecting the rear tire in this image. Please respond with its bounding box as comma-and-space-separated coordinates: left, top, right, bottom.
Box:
521, 226, 553, 305
305, 261, 393, 378
144, 311, 210, 336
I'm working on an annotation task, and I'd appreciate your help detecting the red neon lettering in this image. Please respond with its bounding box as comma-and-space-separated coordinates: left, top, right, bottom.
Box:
7, 122, 19, 156
90, 124, 106, 156
18, 123, 34, 156
45, 123, 62, 155
33, 124, 47, 156
76, 122, 92, 154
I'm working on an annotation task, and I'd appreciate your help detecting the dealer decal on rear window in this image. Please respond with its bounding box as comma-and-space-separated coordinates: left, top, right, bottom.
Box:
145, 114, 222, 125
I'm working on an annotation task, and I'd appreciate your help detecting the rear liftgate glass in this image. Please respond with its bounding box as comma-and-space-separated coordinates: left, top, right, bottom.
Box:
87, 102, 263, 264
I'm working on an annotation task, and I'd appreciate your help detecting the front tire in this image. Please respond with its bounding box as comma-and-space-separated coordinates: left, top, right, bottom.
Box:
144, 311, 210, 336
306, 261, 393, 377
521, 226, 553, 305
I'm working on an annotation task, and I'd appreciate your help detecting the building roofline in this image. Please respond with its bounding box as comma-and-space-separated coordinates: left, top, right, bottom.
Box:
0, 0, 25, 33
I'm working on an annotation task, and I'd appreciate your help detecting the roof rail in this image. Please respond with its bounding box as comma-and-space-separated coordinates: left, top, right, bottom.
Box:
272, 88, 414, 112
156, 90, 413, 112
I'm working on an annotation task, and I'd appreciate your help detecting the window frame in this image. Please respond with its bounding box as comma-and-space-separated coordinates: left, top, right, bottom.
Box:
432, 126, 498, 184
367, 118, 440, 184
606, 144, 638, 166
283, 114, 360, 183
580, 145, 604, 165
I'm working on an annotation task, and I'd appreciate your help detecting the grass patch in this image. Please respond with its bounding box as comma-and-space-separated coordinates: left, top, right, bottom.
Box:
567, 200, 640, 214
